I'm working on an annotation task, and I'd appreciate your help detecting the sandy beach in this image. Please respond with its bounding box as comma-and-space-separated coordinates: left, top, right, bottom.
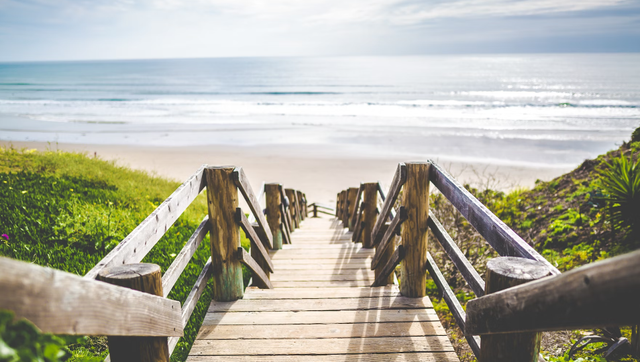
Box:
2, 141, 573, 205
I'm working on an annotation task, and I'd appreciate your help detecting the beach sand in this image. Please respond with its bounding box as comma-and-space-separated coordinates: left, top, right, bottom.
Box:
1, 141, 573, 205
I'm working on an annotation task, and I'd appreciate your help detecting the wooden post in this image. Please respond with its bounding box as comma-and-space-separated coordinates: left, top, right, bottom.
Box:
346, 187, 358, 231
265, 184, 283, 250
400, 162, 430, 298
205, 166, 244, 301
338, 191, 345, 221
361, 183, 378, 248
302, 193, 308, 218
285, 188, 299, 229
480, 257, 551, 362
312, 203, 318, 217
296, 191, 305, 221
98, 263, 169, 362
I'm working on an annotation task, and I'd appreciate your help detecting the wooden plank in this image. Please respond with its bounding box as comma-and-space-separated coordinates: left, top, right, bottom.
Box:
349, 184, 364, 228
465, 248, 640, 335
272, 259, 371, 267
203, 308, 439, 325
0, 256, 182, 337
281, 223, 291, 245
162, 217, 209, 297
272, 281, 375, 288
269, 274, 372, 282
237, 248, 273, 289
197, 321, 446, 339
188, 352, 459, 362
371, 207, 407, 269
235, 208, 274, 272
85, 165, 206, 280
285, 188, 300, 229
232, 167, 273, 249
371, 163, 406, 246
190, 336, 454, 355
181, 257, 213, 327
208, 296, 433, 312
241, 286, 399, 299
426, 252, 480, 357
429, 162, 559, 275
428, 214, 485, 297
269, 269, 374, 278
280, 203, 292, 244
351, 204, 364, 243
270, 249, 374, 258
371, 245, 405, 287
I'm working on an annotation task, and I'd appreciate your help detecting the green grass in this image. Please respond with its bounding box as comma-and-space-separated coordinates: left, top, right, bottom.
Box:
0, 146, 250, 362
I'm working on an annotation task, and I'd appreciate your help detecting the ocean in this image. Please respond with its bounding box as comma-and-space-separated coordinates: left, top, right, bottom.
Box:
0, 54, 639, 168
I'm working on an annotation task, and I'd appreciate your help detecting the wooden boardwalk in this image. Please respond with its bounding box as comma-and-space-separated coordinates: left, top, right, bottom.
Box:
188, 216, 459, 361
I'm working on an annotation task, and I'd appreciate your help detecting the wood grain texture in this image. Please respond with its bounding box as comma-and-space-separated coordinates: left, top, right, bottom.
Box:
235, 208, 274, 273
197, 321, 445, 339
371, 245, 404, 287
428, 214, 485, 297
349, 184, 363, 229
207, 296, 432, 312
371, 207, 407, 269
346, 187, 358, 231
426, 252, 480, 357
265, 183, 283, 250
429, 162, 559, 275
162, 217, 209, 297
98, 263, 170, 362
205, 166, 244, 301
0, 257, 181, 337
371, 163, 406, 246
464, 250, 640, 335
85, 165, 206, 280
240, 286, 400, 299
232, 167, 273, 249
180, 258, 213, 328
187, 353, 459, 362
237, 248, 273, 289
285, 188, 300, 229
361, 182, 378, 248
400, 162, 430, 297
190, 336, 454, 355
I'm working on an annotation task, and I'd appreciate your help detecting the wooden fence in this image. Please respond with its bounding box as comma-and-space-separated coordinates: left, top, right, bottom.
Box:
337, 161, 640, 362
0, 165, 307, 362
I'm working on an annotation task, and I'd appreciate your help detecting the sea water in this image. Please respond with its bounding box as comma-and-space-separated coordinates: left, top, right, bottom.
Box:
0, 54, 638, 167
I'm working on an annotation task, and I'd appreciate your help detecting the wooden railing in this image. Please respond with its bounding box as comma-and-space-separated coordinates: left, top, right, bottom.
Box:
0, 165, 307, 362
336, 160, 639, 361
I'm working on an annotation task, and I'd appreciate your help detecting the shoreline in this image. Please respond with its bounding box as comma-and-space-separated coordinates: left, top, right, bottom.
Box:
1, 140, 574, 204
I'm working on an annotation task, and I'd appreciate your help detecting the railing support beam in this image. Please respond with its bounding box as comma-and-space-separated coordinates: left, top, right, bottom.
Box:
265, 184, 283, 250
361, 183, 378, 248
98, 263, 170, 362
205, 166, 244, 301
480, 257, 550, 362
400, 162, 430, 298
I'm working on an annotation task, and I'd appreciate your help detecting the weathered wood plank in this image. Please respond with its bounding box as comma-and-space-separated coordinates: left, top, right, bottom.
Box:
197, 321, 445, 339
272, 281, 375, 288
430, 162, 559, 275
361, 182, 378, 248
181, 257, 213, 328
0, 256, 182, 337
371, 163, 406, 245
232, 167, 273, 249
371, 207, 407, 269
269, 274, 372, 282
351, 203, 365, 243
187, 352, 459, 362
428, 214, 485, 297
208, 296, 432, 312
235, 208, 274, 272
190, 336, 454, 355
371, 245, 405, 287
241, 286, 399, 299
349, 184, 364, 229
237, 248, 273, 289
466, 249, 640, 335
426, 252, 480, 357
85, 165, 206, 280
203, 308, 439, 325
162, 217, 209, 297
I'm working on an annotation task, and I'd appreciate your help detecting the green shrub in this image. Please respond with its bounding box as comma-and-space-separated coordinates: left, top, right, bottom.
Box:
0, 310, 70, 362
598, 153, 640, 237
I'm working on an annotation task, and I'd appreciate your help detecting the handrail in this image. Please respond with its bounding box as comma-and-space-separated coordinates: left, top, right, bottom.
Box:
85, 165, 207, 280
232, 167, 273, 249
247, 181, 266, 224
371, 163, 406, 245
162, 217, 209, 297
349, 184, 364, 228
466, 249, 640, 335
0, 256, 182, 337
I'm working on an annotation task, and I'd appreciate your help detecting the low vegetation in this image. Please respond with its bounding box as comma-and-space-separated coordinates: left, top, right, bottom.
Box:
0, 146, 249, 362
425, 131, 640, 361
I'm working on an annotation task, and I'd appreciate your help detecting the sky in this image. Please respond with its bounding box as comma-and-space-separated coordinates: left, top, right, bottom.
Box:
0, 0, 639, 61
